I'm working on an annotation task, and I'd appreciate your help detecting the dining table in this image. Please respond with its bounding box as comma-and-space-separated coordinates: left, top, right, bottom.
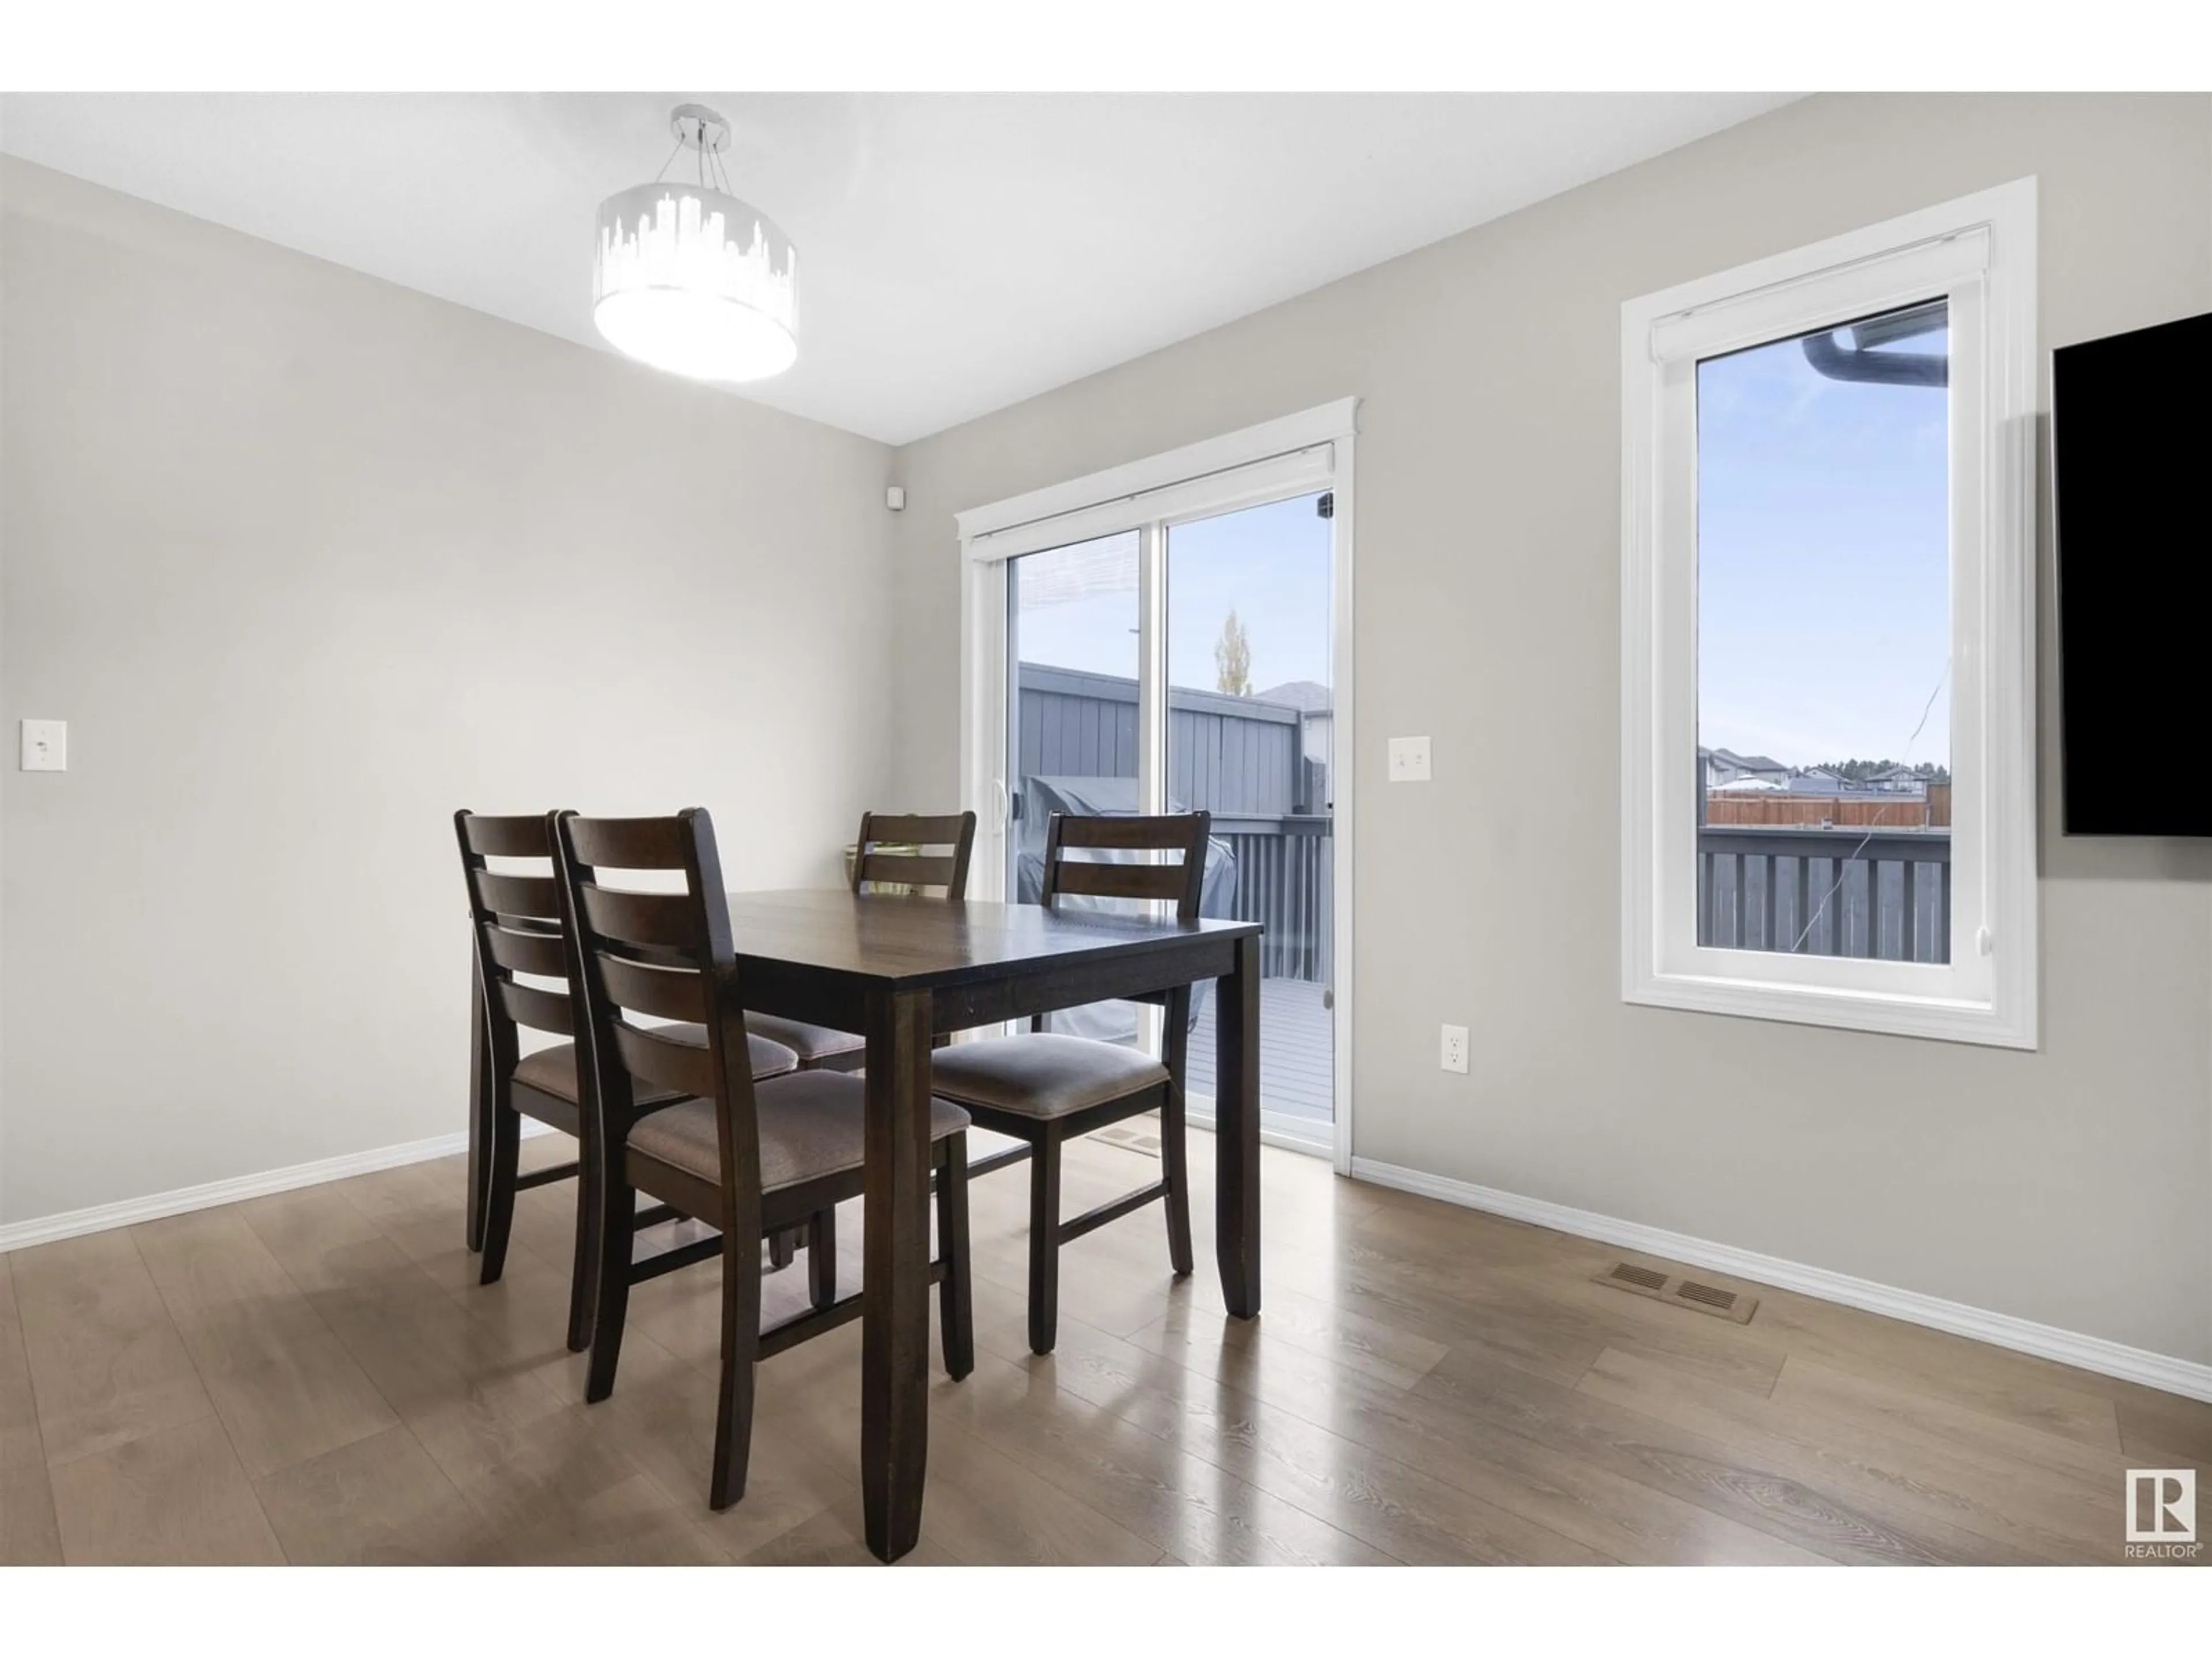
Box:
721, 887, 1265, 1563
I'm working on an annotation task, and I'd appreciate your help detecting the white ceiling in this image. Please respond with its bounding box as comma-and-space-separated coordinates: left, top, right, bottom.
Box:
0, 92, 1797, 445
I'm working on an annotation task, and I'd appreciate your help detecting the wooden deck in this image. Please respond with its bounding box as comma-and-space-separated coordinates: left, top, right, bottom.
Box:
1186, 975, 1334, 1126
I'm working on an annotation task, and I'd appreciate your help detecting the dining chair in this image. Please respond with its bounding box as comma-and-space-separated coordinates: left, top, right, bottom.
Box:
927, 810, 1210, 1355
741, 809, 979, 1278
455, 810, 800, 1353
743, 809, 978, 1074
554, 807, 976, 1510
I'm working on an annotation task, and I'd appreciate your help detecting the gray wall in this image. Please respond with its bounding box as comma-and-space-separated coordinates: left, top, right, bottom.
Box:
0, 160, 897, 1224
885, 94, 2212, 1365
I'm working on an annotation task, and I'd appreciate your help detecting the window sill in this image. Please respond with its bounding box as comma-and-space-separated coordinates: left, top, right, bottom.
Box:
1623, 967, 2036, 1050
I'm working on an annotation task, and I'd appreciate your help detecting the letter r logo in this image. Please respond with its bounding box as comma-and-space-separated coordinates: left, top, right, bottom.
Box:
2126, 1469, 2196, 1543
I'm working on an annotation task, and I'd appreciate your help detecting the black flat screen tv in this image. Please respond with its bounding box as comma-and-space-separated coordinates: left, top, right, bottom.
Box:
2053, 309, 2212, 836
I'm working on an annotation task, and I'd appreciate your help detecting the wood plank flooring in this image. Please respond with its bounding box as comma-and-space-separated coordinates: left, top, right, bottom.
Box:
1, 1127, 2204, 1566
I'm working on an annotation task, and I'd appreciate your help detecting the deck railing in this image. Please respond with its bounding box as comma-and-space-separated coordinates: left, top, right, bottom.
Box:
1696, 824, 1952, 963
1212, 815, 1333, 983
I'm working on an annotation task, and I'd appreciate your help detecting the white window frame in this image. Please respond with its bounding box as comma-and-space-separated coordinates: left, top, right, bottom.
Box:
1620, 179, 2039, 1050
956, 398, 1359, 1168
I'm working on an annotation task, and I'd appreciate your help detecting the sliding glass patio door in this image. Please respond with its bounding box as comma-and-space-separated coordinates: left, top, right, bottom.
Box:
995, 495, 1338, 1145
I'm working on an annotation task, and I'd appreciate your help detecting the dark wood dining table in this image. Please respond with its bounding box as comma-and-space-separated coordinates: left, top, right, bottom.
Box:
722, 887, 1264, 1562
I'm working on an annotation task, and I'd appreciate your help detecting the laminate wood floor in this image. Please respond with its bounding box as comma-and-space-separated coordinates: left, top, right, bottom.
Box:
3, 1128, 2205, 1566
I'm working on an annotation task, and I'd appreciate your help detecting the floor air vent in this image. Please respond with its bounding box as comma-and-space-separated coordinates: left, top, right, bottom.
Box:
1595, 1262, 1759, 1324
1092, 1123, 1162, 1159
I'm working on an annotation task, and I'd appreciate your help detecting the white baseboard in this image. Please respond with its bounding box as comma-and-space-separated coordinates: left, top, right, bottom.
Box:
0, 1122, 559, 1256
1349, 1156, 2212, 1406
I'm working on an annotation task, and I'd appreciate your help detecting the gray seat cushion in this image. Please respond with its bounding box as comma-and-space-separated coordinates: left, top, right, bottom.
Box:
627, 1070, 970, 1192
929, 1032, 1170, 1120
513, 1027, 798, 1101
743, 1012, 866, 1063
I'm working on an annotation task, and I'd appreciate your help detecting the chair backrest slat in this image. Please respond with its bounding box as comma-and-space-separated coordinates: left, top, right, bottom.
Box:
472, 869, 560, 921
1040, 811, 1210, 923
482, 922, 570, 979
612, 1022, 716, 1100
599, 955, 709, 1024
566, 815, 694, 872
579, 885, 703, 952
1046, 859, 1187, 904
460, 813, 556, 859
851, 809, 976, 898
1050, 815, 1194, 851
555, 808, 760, 1215
497, 979, 574, 1036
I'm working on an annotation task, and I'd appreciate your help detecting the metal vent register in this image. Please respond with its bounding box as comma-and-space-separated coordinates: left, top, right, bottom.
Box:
1594, 1262, 1759, 1324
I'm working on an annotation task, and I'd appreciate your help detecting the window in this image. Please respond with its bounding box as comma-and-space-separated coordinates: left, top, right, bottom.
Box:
1620, 181, 2038, 1047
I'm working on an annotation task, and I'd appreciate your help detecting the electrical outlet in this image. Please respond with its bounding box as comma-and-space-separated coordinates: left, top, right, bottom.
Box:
1388, 735, 1431, 782
1440, 1023, 1469, 1074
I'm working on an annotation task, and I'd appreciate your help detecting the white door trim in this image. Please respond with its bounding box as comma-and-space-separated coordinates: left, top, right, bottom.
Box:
955, 397, 1358, 548
956, 399, 1360, 1169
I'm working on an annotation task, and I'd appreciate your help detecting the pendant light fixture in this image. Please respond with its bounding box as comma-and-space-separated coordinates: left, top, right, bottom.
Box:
593, 103, 798, 383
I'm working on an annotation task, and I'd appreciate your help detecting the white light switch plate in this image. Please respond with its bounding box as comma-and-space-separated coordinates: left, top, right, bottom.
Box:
1388, 736, 1431, 782
19, 719, 66, 772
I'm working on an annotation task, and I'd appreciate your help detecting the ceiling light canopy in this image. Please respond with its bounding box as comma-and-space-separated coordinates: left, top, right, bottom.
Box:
592, 103, 797, 384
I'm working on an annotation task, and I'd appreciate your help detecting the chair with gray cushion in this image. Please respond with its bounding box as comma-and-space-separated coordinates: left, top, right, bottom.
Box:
929, 809, 1209, 1355
456, 810, 798, 1353
555, 807, 974, 1511
744, 809, 978, 1072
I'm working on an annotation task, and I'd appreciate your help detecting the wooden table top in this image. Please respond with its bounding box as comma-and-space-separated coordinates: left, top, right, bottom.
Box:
722, 888, 1259, 991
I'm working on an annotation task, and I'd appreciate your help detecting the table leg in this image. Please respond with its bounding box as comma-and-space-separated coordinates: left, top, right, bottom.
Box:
861, 986, 935, 1562
1215, 933, 1262, 1318
465, 952, 491, 1253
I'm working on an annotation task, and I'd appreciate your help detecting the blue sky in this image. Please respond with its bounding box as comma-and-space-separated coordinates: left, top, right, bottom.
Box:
1697, 315, 1952, 767
1169, 494, 1332, 694
1010, 493, 1334, 698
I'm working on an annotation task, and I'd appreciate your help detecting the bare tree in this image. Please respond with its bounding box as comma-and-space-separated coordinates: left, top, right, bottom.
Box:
1214, 609, 1252, 695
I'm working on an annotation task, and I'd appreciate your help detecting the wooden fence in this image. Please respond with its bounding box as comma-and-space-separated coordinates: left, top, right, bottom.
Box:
1706, 782, 1951, 829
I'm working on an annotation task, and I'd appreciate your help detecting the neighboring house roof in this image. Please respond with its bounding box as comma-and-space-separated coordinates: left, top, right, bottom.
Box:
1786, 776, 1925, 800
1252, 679, 1332, 714
1706, 747, 1787, 774
1711, 775, 1785, 791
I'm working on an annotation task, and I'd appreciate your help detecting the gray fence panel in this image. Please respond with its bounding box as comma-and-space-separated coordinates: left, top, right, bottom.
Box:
1695, 826, 1953, 963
